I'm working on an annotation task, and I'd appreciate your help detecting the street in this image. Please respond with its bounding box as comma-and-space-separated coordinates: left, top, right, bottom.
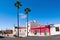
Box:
0, 35, 60, 40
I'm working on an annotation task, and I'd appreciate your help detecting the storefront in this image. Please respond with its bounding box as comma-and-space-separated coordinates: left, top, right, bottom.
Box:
30, 25, 50, 36
28, 25, 50, 36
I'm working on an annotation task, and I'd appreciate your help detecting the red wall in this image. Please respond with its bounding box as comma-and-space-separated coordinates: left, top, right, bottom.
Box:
30, 25, 50, 33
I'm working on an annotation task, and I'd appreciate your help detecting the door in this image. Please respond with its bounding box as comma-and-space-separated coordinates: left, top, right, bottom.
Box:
44, 28, 47, 35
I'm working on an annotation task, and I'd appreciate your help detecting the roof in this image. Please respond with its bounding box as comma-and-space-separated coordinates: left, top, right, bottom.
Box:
14, 26, 26, 29
0, 30, 13, 34
5, 30, 13, 34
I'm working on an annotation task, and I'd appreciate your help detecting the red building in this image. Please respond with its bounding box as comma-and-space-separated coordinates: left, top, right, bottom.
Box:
29, 25, 50, 36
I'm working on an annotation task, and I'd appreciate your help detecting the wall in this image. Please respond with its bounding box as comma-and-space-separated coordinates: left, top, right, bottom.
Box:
13, 27, 27, 37
28, 20, 38, 33
28, 26, 50, 36
28, 32, 50, 36
50, 24, 60, 35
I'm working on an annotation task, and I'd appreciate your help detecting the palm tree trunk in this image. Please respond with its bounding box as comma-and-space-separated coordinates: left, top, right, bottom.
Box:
17, 7, 19, 37
26, 13, 28, 37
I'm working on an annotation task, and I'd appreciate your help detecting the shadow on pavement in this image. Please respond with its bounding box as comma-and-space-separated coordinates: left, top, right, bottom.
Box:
0, 36, 5, 38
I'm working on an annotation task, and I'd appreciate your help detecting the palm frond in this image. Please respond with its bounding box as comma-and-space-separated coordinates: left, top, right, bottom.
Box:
24, 8, 31, 14
14, 1, 22, 8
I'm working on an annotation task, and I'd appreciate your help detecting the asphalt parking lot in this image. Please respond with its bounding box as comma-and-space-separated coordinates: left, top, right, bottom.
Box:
0, 35, 60, 40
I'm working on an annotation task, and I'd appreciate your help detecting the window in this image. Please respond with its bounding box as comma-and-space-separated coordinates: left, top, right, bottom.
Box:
20, 30, 21, 32
14, 30, 16, 31
44, 28, 47, 35
34, 32, 37, 35
33, 31, 37, 35
25, 30, 26, 32
55, 27, 59, 31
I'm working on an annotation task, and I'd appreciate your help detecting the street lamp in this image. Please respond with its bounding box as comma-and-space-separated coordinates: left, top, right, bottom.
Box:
24, 8, 31, 37
14, 0, 22, 37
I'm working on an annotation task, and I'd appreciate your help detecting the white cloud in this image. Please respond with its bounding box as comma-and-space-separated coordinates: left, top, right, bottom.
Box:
19, 13, 27, 19
19, 13, 24, 16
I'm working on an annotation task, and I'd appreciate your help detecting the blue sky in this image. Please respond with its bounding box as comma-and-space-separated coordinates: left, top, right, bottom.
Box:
0, 0, 60, 30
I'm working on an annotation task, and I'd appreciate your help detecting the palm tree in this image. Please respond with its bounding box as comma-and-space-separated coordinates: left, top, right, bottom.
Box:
24, 8, 31, 37
14, 0, 22, 37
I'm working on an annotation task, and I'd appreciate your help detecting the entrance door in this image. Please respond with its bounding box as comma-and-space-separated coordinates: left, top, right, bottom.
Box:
44, 28, 47, 35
